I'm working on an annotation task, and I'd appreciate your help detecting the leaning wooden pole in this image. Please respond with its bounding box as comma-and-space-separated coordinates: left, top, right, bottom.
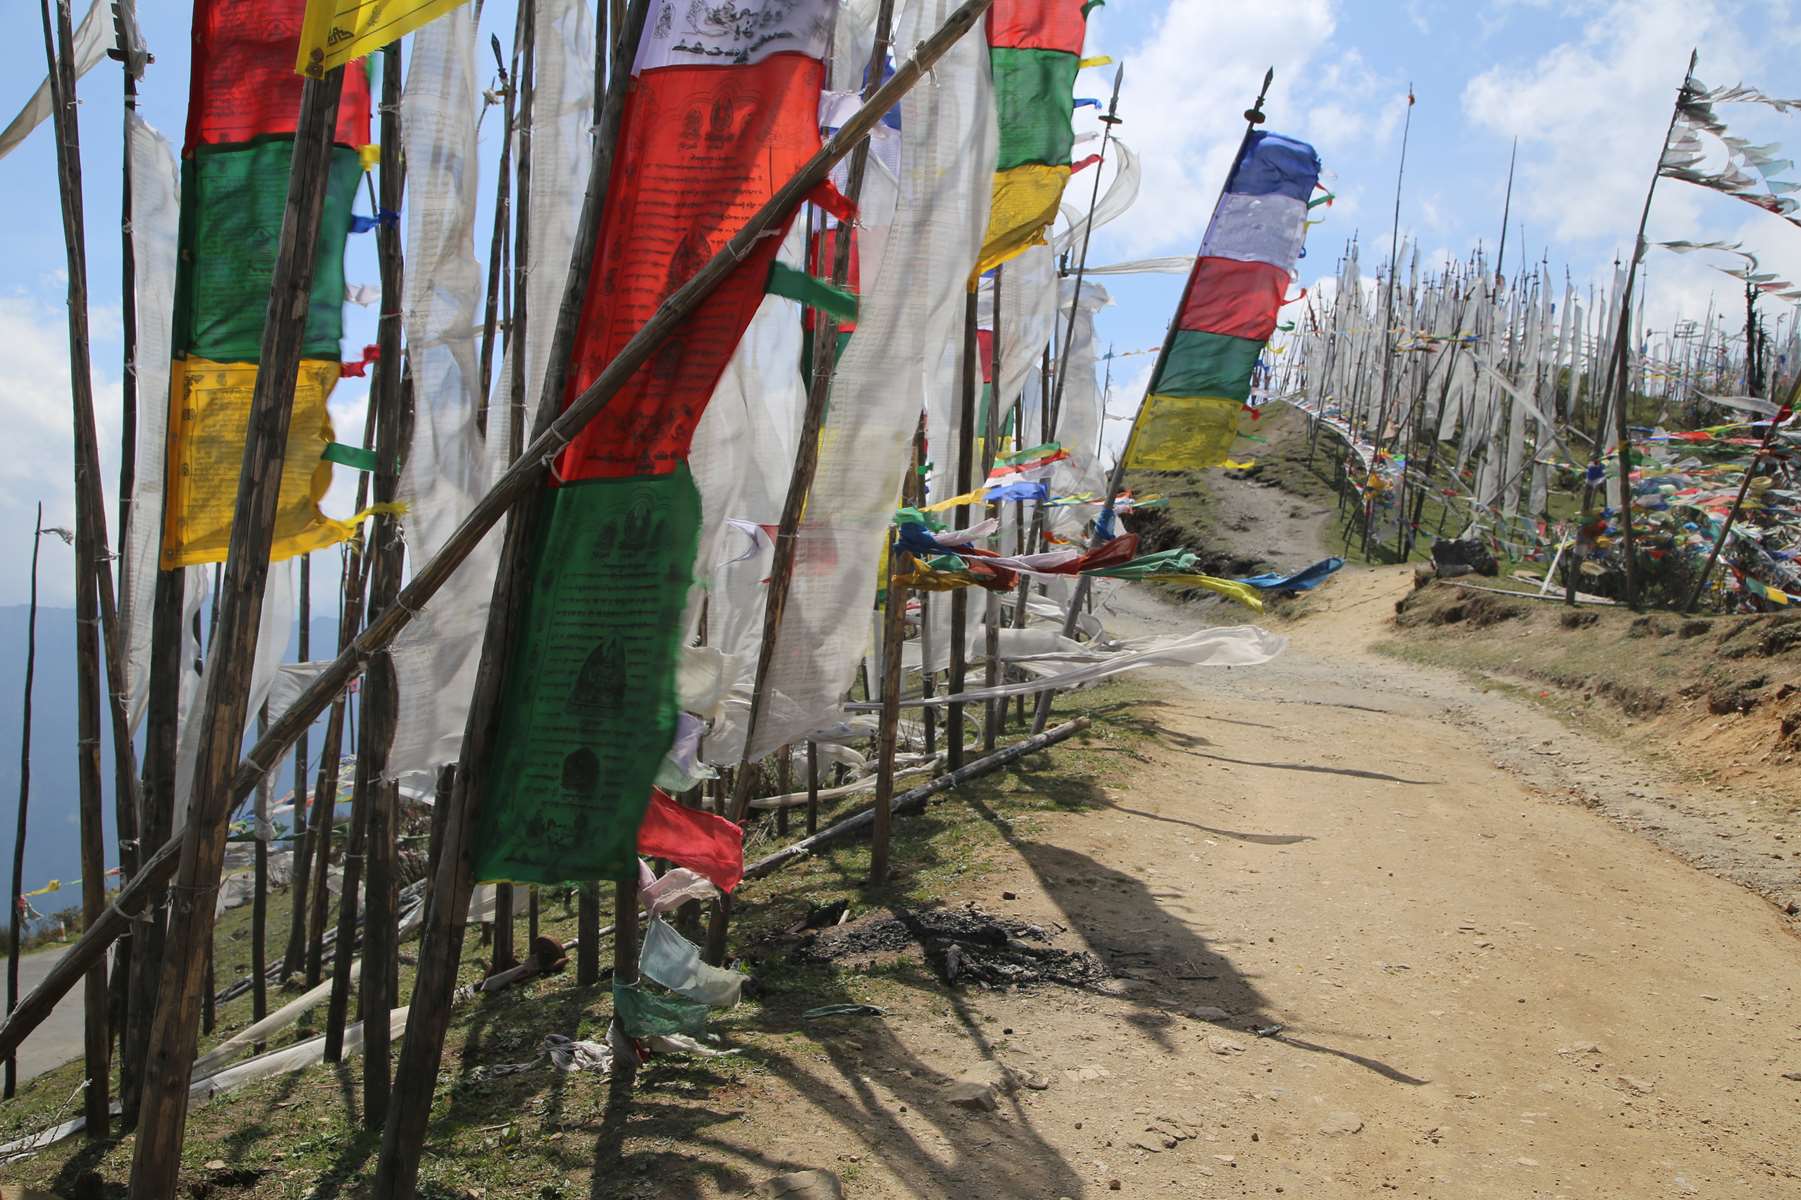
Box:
0, 0, 995, 1076
38, 0, 112, 1137
1684, 381, 1797, 613
129, 68, 349, 1200
4, 507, 45, 1100
375, 6, 987, 1193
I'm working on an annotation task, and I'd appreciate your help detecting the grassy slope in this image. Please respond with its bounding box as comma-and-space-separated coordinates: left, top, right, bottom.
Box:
1, 684, 1153, 1199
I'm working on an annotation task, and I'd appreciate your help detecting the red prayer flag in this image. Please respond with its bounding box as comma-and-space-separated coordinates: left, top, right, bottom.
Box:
185, 0, 371, 153
637, 790, 746, 893
555, 43, 829, 481
1176, 257, 1290, 342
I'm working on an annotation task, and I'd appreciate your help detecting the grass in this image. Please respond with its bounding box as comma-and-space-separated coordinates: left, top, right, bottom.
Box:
0, 682, 1160, 1199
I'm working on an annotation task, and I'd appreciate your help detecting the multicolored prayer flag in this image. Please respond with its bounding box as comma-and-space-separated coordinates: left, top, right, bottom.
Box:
975, 0, 1095, 277
162, 0, 371, 568
472, 0, 834, 886
1126, 130, 1320, 470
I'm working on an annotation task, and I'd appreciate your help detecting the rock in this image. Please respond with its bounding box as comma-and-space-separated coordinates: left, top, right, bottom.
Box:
1185, 1006, 1231, 1023
943, 1081, 999, 1112
1207, 1036, 1246, 1056
1147, 1117, 1199, 1142
1015, 1069, 1052, 1091
1130, 1134, 1169, 1153
1001, 891, 1017, 900
1780, 1071, 1801, 1082
1318, 1111, 1364, 1136
1618, 1075, 1655, 1094
1064, 1066, 1111, 1086
1557, 1041, 1602, 1056
1108, 1181, 1122, 1192
204, 1162, 227, 1172
757, 1170, 843, 1200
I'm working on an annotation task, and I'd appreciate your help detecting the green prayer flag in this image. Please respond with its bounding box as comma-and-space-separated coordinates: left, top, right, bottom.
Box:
613, 981, 710, 1037
990, 47, 1080, 170
172, 140, 362, 362
322, 441, 379, 471
472, 469, 701, 885
766, 260, 858, 322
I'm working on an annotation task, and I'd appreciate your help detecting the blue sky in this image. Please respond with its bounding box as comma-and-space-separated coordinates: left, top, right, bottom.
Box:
0, 0, 1798, 604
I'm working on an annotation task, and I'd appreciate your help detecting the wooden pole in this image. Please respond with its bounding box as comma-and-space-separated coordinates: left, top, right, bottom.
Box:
130, 68, 349, 1200
722, 0, 899, 829
476, 28, 517, 428
356, 39, 409, 1127
1032, 70, 1274, 734
37, 0, 111, 1137
1609, 51, 1696, 612
280, 553, 313, 977
492, 0, 539, 977
252, 704, 270, 1037
5, 507, 46, 1099
948, 291, 978, 768
0, 0, 996, 1079
871, 424, 921, 885
107, 0, 148, 1080
982, 267, 1003, 751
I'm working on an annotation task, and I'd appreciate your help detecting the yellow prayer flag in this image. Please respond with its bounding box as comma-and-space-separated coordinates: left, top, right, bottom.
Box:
975, 164, 1070, 278
162, 358, 355, 568
297, 0, 466, 78
1123, 394, 1242, 471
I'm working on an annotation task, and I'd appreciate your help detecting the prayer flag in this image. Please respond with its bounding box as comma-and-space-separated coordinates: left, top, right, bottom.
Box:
1128, 130, 1319, 470
163, 0, 371, 567
975, 0, 1092, 276
473, 0, 832, 885
297, 0, 466, 80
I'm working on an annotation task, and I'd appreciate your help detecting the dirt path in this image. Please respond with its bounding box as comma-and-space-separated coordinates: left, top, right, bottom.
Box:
709, 569, 1801, 1199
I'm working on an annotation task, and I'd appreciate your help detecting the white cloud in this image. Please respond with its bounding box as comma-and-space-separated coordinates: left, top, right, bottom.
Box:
0, 296, 121, 606
1088, 0, 1341, 256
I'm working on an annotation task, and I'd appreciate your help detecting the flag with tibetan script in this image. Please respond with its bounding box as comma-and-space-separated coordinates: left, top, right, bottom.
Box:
296, 0, 465, 79
1126, 130, 1319, 470
162, 0, 370, 568
975, 0, 1094, 277
472, 0, 834, 886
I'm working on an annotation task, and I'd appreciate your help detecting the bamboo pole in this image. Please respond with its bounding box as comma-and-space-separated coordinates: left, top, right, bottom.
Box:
130, 68, 351, 1200
37, 0, 111, 1136
0, 0, 996, 1080
5, 507, 46, 1099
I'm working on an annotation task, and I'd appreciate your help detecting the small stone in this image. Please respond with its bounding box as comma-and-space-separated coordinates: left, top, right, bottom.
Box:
1108, 1181, 1122, 1191
1516, 1157, 1539, 1167
1319, 1111, 1364, 1136
1557, 1042, 1602, 1056
1674, 1175, 1698, 1195
1780, 1071, 1801, 1082
756, 1170, 843, 1200
1130, 1135, 1167, 1153
1207, 1036, 1246, 1056
1002, 891, 1018, 900
1618, 1075, 1655, 1094
943, 1081, 999, 1112
1186, 1006, 1231, 1023
1015, 1069, 1052, 1091
1065, 1066, 1111, 1086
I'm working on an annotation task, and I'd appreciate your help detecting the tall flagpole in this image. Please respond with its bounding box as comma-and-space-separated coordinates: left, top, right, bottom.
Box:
1033, 69, 1274, 733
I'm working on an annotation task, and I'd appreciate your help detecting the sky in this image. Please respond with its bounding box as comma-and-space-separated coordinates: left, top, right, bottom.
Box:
0, 0, 1799, 608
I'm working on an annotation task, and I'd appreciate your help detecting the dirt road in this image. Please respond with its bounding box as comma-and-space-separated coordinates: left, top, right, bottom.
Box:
714, 569, 1801, 1198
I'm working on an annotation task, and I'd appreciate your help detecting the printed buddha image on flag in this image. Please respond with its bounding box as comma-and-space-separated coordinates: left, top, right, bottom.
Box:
472, 0, 834, 887
1127, 130, 1320, 470
162, 0, 371, 568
